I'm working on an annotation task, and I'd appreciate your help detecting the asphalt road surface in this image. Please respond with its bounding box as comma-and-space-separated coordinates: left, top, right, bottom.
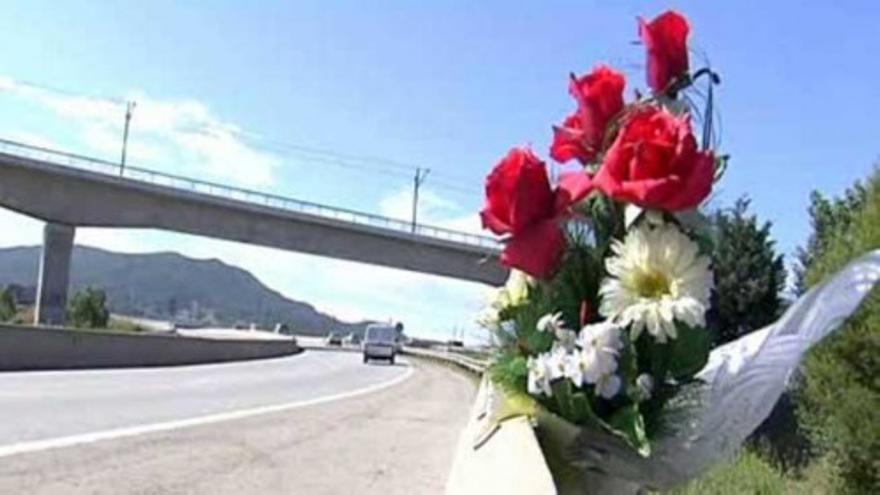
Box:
0, 351, 476, 494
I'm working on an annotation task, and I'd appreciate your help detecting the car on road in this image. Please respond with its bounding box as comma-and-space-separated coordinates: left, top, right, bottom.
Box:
362, 324, 397, 364
325, 332, 343, 346
344, 332, 361, 345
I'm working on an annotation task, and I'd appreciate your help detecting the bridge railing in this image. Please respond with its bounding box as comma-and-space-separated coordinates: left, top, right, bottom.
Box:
0, 138, 502, 250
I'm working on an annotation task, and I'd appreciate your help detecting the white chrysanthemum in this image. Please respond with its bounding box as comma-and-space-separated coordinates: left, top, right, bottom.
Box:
599, 221, 713, 343
565, 321, 623, 388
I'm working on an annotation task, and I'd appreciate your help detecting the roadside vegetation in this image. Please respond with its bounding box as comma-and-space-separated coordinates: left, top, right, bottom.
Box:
710, 198, 787, 346
66, 287, 110, 329
671, 167, 879, 494
668, 450, 839, 494
0, 286, 16, 322
795, 168, 879, 493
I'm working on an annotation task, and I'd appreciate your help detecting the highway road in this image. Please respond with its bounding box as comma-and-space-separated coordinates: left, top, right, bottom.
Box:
0, 350, 477, 494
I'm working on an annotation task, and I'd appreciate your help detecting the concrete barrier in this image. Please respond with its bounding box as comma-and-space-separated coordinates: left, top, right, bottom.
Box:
445, 378, 556, 495
405, 350, 557, 493
0, 324, 301, 370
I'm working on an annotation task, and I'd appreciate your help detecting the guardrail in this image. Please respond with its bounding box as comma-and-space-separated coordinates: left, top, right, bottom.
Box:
0, 137, 502, 250
401, 347, 488, 375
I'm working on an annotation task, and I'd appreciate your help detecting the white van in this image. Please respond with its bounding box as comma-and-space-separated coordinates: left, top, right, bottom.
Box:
362, 324, 397, 364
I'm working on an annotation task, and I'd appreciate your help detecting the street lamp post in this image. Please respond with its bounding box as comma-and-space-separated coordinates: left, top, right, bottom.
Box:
119, 100, 136, 176
411, 167, 430, 233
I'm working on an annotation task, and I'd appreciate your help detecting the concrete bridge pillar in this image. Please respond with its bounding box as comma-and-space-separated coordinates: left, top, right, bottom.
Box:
34, 222, 75, 326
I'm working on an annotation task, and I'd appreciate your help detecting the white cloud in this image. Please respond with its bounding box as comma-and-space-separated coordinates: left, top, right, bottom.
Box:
0, 76, 16, 92
0, 76, 279, 187
5, 131, 60, 150
435, 212, 483, 235
0, 209, 43, 247
379, 185, 469, 224
172, 126, 274, 186
0, 75, 496, 343
81, 124, 163, 163
378, 185, 487, 240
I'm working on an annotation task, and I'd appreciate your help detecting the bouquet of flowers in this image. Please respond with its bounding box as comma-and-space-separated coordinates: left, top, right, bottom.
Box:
476, 9, 880, 493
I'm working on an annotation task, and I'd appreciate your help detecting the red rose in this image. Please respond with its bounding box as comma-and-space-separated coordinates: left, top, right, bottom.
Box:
550, 66, 626, 164
481, 148, 592, 278
594, 106, 713, 211
639, 10, 690, 94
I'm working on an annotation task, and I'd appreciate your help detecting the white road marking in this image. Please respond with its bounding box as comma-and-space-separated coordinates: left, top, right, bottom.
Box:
0, 363, 414, 459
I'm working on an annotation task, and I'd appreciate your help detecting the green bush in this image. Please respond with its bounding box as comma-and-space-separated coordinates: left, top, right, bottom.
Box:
667, 450, 839, 495
0, 287, 16, 322
67, 287, 110, 329
796, 168, 879, 494
667, 451, 789, 495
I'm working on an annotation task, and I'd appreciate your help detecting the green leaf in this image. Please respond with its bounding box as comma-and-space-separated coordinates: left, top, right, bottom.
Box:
617, 332, 642, 403
488, 353, 529, 395
608, 403, 651, 457
667, 324, 711, 380
551, 379, 575, 419
637, 333, 670, 382
508, 355, 528, 378
570, 391, 603, 426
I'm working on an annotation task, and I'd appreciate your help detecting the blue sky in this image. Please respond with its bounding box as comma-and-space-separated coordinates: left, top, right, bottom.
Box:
0, 1, 877, 341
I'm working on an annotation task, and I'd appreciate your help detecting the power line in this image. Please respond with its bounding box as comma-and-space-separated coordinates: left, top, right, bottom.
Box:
2, 76, 484, 197
4, 77, 126, 105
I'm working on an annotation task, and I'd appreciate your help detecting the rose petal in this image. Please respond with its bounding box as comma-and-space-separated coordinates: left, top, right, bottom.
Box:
501, 219, 566, 279
550, 115, 591, 164
639, 10, 690, 94
664, 151, 714, 210
555, 171, 593, 213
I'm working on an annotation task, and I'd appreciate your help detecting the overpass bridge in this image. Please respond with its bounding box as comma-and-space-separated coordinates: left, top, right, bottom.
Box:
0, 138, 506, 325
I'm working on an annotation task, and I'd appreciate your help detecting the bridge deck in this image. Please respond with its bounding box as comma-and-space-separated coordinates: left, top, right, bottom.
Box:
0, 139, 506, 285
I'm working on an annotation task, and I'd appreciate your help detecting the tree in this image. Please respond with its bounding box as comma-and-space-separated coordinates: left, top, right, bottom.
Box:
796, 168, 879, 493
710, 198, 786, 345
794, 183, 870, 294
67, 287, 110, 329
0, 287, 16, 322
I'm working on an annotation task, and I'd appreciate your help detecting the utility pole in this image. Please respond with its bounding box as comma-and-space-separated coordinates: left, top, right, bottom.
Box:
119, 100, 136, 176
411, 167, 430, 233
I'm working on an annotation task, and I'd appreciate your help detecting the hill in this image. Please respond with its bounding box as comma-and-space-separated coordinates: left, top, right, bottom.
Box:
0, 245, 368, 336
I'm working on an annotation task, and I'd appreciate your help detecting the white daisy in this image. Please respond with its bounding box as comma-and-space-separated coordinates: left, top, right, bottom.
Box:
536, 312, 564, 333
537, 311, 578, 351
635, 373, 655, 401
553, 329, 578, 353
545, 346, 570, 381
565, 321, 623, 387
595, 373, 622, 399
527, 354, 553, 397
599, 221, 713, 343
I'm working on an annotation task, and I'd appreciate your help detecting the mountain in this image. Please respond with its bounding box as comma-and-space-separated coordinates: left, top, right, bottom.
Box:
0, 245, 368, 336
